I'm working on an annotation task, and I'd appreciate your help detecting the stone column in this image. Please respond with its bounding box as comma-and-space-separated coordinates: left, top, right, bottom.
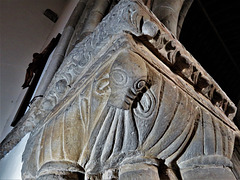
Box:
22, 1, 239, 179
35, 0, 88, 97
2, 0, 240, 180
152, 0, 193, 38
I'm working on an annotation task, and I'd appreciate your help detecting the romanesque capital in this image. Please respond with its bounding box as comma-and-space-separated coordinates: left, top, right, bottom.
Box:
21, 1, 240, 179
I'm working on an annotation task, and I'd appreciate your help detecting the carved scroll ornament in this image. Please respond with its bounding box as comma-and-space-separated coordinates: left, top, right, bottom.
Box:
22, 37, 239, 179
27, 0, 236, 128
22, 0, 239, 179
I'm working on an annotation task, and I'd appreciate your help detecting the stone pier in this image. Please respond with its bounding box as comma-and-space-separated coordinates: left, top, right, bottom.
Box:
1, 0, 240, 179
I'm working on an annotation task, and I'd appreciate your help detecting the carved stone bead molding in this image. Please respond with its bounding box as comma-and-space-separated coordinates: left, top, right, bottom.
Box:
21, 0, 240, 179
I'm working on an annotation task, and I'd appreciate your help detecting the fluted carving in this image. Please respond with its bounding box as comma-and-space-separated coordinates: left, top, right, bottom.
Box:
21, 0, 239, 179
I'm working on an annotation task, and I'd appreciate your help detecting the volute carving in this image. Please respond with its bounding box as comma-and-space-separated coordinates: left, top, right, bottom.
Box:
21, 0, 239, 180
16, 0, 236, 140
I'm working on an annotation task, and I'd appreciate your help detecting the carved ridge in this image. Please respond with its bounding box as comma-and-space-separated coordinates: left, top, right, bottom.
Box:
21, 0, 235, 134
132, 22, 236, 119
18, 1, 239, 179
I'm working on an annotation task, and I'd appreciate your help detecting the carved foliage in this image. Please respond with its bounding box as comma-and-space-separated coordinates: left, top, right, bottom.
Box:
25, 0, 236, 137
22, 45, 238, 180
21, 0, 238, 179
135, 19, 236, 119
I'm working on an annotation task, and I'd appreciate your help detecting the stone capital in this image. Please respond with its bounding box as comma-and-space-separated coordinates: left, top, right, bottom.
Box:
21, 1, 239, 179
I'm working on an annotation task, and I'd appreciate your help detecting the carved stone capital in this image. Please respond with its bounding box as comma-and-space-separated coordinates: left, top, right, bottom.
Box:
21, 0, 239, 179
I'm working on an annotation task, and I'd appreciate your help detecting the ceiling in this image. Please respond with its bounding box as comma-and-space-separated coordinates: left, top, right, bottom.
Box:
180, 0, 240, 107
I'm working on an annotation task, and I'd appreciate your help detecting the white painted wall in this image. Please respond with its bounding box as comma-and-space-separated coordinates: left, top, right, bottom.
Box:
0, 133, 30, 180
0, 0, 78, 142
0, 0, 79, 179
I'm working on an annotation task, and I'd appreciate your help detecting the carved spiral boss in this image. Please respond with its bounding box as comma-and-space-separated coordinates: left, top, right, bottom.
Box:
22, 0, 239, 179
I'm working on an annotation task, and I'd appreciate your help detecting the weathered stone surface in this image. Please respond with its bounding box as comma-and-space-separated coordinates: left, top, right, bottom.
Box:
19, 0, 240, 179
152, 0, 194, 38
